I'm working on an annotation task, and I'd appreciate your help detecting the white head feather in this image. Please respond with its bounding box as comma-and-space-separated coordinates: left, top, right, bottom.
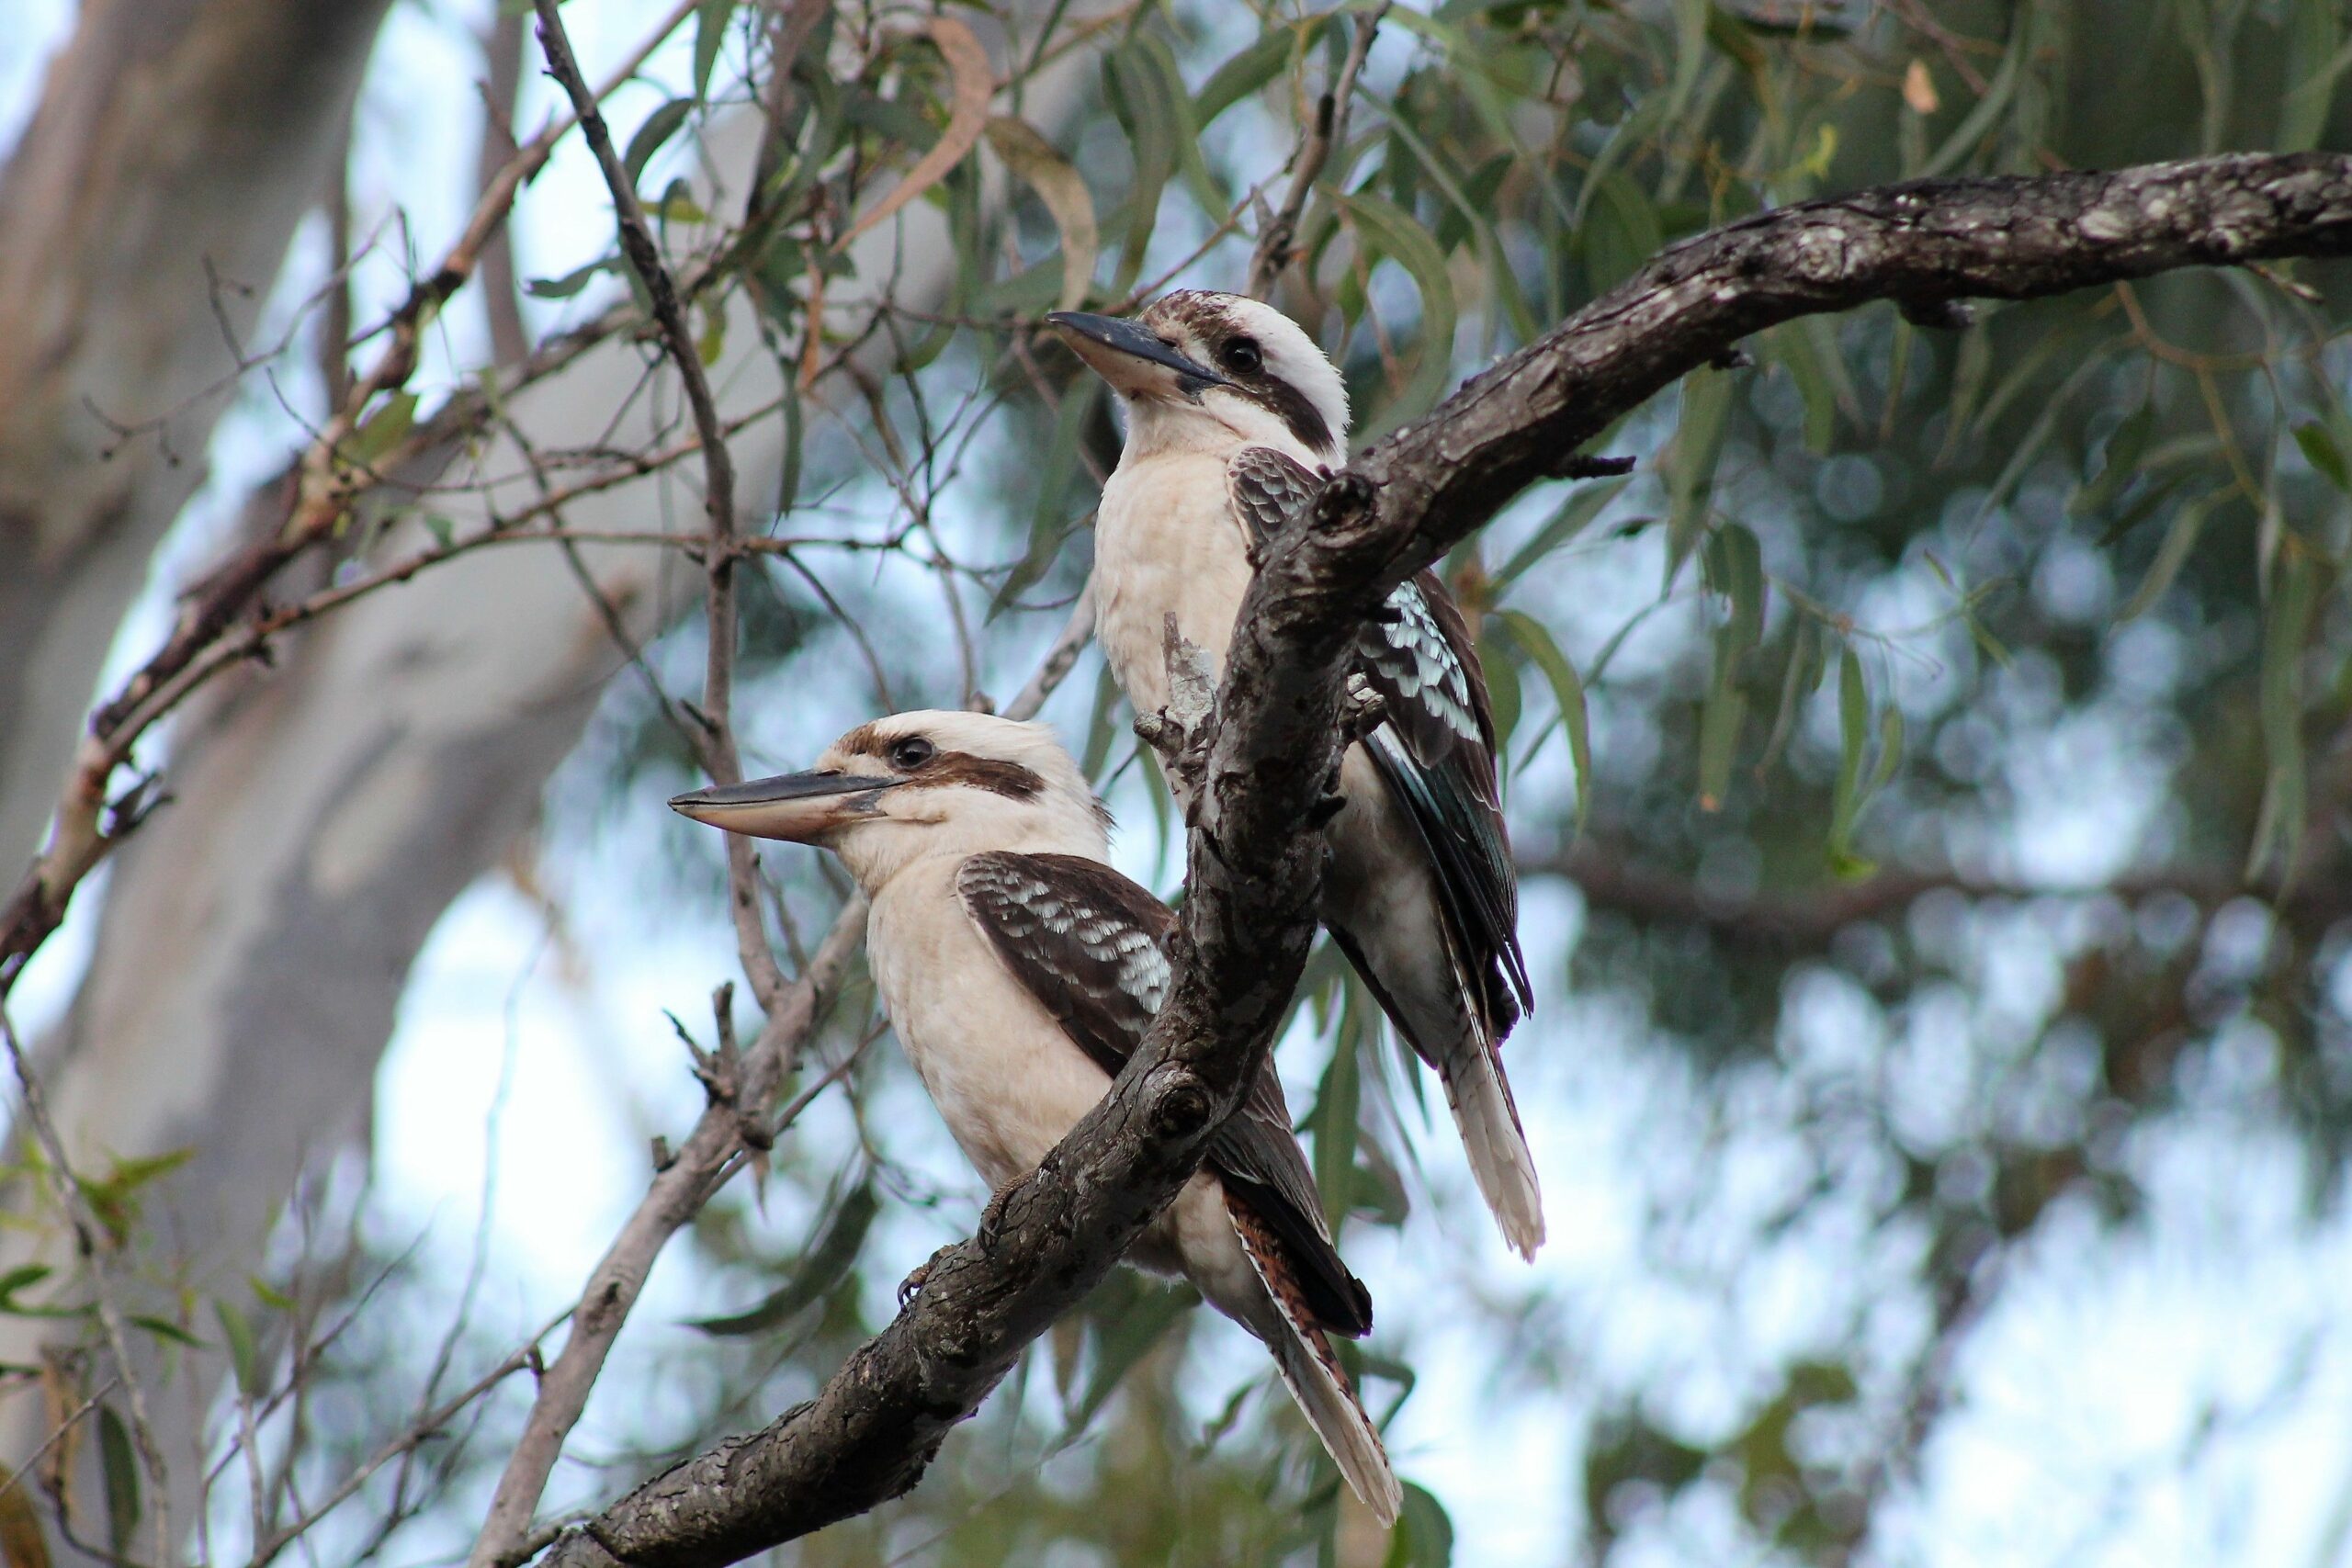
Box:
751, 711, 1111, 892
1065, 291, 1351, 467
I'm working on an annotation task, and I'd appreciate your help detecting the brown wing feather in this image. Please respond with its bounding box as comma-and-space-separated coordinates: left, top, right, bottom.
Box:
956, 852, 1370, 1335
1227, 446, 1531, 1026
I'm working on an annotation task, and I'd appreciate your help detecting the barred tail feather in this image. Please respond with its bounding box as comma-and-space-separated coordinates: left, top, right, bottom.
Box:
1437, 1032, 1544, 1260
1228, 1199, 1402, 1526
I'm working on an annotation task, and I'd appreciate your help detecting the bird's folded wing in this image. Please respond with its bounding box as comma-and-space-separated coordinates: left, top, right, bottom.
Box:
1227, 446, 1532, 1017
1227, 444, 1325, 547
956, 850, 1371, 1335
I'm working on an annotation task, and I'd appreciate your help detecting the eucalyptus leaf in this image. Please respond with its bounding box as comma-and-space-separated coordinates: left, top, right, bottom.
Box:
984, 117, 1098, 310
1496, 476, 1630, 588
2118, 489, 2225, 621
2293, 420, 2351, 494
1310, 1013, 1363, 1236
2248, 547, 2321, 880
96, 1406, 139, 1562
1196, 19, 1328, 128
1498, 610, 1592, 832
215, 1297, 264, 1398
1334, 190, 1459, 436
692, 0, 735, 100
2071, 402, 2155, 515
1663, 370, 1735, 590
688, 1183, 877, 1337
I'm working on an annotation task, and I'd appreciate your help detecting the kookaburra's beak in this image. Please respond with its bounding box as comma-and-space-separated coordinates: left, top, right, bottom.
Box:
1046, 311, 1228, 397
669, 771, 900, 842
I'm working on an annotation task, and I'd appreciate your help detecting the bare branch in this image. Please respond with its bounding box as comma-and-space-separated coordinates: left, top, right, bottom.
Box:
530, 0, 779, 1010
0, 0, 701, 998
479, 7, 532, 368
531, 151, 2352, 1567
243, 1323, 558, 1568
1245, 2, 1390, 301
1543, 842, 2352, 951
0, 1004, 172, 1564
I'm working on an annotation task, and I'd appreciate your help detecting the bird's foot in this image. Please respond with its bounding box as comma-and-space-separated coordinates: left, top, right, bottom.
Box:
978, 1182, 1019, 1255
1339, 672, 1388, 745
899, 1244, 956, 1308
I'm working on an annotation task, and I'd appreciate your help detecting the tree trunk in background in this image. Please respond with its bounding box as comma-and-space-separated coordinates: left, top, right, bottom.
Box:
0, 0, 395, 876
0, 17, 1085, 1535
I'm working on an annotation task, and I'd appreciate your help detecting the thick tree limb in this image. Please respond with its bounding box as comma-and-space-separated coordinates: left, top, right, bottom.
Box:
536, 152, 2352, 1566
1543, 845, 2352, 952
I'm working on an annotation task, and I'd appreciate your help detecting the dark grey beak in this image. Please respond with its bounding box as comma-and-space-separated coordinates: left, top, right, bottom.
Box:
1046, 310, 1229, 390
670, 771, 901, 842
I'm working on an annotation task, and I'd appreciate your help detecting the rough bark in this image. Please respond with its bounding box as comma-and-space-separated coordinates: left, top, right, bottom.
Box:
0, 0, 395, 877
536, 151, 2352, 1567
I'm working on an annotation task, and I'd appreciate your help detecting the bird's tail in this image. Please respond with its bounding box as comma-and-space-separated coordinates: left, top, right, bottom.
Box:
1228, 1199, 1402, 1527
1328, 921, 1546, 1259
1434, 1022, 1545, 1261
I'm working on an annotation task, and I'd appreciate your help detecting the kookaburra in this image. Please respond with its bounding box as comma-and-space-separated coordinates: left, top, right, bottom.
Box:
671, 711, 1400, 1523
1046, 293, 1544, 1258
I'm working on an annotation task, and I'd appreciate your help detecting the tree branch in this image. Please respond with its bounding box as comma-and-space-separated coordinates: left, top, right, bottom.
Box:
535, 151, 2352, 1567
1541, 844, 2352, 952
0, 0, 700, 998
1245, 1, 1388, 300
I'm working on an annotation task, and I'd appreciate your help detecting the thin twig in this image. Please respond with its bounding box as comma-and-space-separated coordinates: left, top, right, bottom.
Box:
1245, 2, 1391, 301
533, 0, 784, 1012
0, 1004, 173, 1566
242, 1323, 559, 1568
0, 0, 702, 998
0, 1374, 116, 1514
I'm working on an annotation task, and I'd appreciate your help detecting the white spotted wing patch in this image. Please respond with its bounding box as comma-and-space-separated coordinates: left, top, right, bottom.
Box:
1360, 578, 1483, 759
1226, 446, 1484, 764
956, 852, 1175, 1072
956, 851, 1365, 1324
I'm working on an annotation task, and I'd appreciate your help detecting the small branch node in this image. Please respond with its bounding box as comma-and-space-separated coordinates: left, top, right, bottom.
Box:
1897, 295, 1976, 331
1551, 451, 1638, 480
1311, 470, 1375, 531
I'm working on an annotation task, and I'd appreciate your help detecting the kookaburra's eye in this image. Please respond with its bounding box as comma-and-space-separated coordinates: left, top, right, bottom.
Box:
888, 736, 936, 770
1219, 337, 1263, 376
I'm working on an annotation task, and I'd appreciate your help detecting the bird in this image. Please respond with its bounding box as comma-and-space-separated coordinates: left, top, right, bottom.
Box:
1046, 292, 1545, 1258
671, 710, 1402, 1524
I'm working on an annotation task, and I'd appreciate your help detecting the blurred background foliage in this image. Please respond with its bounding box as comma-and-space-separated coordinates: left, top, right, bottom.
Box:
6, 0, 2352, 1562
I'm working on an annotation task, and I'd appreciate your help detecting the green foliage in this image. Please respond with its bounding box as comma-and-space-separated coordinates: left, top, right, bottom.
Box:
95, 1405, 138, 1562
689, 1179, 877, 1337
543, 0, 2352, 1554
58, 2, 2346, 1563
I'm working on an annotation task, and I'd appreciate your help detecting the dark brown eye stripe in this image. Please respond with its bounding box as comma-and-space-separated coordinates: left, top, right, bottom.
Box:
920, 753, 1044, 799
1140, 293, 1335, 457
1253, 377, 1333, 457
836, 726, 1045, 799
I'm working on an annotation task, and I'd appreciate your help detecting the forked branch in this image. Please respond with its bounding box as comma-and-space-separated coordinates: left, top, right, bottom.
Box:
535, 152, 2352, 1566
